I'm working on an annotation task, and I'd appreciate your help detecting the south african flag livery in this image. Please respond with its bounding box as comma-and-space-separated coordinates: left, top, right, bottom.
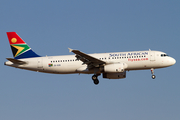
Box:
7, 32, 40, 59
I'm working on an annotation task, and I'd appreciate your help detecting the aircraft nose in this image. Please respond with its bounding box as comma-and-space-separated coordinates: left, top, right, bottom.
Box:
170, 58, 176, 65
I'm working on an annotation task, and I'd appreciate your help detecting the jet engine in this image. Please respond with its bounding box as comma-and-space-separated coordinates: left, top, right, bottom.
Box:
103, 63, 127, 72
103, 71, 126, 79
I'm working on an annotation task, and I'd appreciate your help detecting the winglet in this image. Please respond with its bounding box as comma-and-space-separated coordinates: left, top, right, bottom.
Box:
68, 48, 73, 52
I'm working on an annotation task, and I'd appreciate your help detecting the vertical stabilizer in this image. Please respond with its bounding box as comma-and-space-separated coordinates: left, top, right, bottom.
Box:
7, 32, 40, 59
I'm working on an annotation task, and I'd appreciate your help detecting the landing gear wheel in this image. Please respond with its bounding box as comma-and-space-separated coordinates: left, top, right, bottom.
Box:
93, 79, 99, 85
92, 75, 97, 80
151, 68, 156, 79
92, 75, 99, 85
152, 75, 156, 79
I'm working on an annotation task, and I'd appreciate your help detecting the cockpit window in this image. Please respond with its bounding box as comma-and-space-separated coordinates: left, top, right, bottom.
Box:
161, 54, 169, 57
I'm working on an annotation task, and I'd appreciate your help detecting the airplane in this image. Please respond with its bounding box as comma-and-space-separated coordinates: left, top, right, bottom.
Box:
4, 32, 176, 85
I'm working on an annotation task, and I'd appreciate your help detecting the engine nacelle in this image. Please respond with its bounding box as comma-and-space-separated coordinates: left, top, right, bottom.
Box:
103, 71, 126, 79
103, 63, 127, 72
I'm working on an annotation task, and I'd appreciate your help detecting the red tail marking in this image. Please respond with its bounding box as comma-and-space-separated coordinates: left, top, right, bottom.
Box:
7, 32, 26, 45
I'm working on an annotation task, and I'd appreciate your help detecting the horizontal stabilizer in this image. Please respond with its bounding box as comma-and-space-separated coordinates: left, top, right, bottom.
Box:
6, 58, 27, 64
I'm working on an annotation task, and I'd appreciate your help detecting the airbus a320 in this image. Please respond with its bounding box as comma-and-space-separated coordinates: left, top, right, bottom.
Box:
4, 32, 176, 85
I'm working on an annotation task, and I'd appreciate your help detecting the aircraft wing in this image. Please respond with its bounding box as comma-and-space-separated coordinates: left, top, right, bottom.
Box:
68, 48, 106, 68
6, 58, 27, 64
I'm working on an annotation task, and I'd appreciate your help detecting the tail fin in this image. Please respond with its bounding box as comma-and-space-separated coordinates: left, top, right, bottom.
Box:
7, 32, 40, 59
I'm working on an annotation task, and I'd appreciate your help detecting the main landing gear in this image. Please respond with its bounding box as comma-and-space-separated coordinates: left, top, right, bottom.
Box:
92, 75, 99, 85
151, 68, 156, 79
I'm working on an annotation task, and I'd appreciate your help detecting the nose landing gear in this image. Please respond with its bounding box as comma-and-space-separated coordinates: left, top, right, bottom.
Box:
151, 68, 156, 79
92, 75, 99, 85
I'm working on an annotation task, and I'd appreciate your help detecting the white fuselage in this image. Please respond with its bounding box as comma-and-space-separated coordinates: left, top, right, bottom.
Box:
5, 50, 176, 74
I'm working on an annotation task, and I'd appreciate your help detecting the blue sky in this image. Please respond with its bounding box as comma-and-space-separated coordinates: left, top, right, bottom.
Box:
0, 0, 180, 120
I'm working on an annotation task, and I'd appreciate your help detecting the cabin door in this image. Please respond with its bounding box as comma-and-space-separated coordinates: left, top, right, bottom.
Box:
150, 52, 155, 61
37, 59, 43, 68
